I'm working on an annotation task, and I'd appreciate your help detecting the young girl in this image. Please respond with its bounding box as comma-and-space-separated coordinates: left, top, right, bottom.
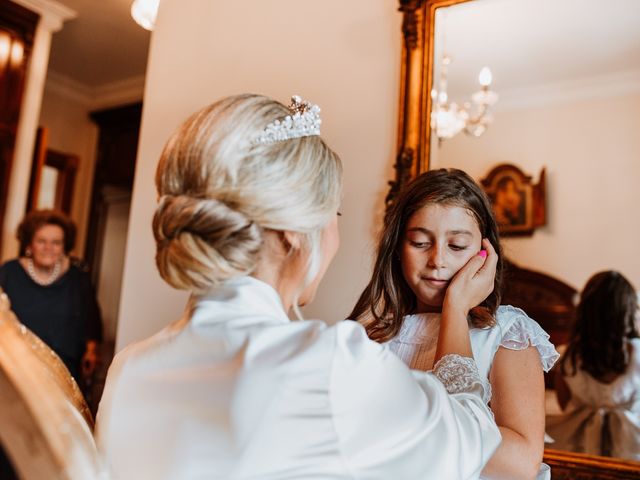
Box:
351, 168, 559, 480
547, 270, 640, 460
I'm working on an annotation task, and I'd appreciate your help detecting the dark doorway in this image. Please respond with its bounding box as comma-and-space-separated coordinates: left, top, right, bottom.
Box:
84, 102, 142, 413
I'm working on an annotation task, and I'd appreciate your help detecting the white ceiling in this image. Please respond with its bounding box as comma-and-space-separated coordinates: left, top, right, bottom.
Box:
48, 0, 150, 87
434, 0, 640, 99
45, 0, 640, 95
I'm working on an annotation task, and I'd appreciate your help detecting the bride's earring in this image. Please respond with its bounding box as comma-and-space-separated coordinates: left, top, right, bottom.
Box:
25, 247, 32, 257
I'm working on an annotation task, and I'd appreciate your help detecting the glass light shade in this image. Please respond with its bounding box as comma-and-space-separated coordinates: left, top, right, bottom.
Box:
478, 67, 492, 87
131, 0, 160, 31
10, 40, 24, 66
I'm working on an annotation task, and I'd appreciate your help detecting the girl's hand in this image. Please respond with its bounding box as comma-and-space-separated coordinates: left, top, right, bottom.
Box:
435, 239, 496, 362
443, 238, 497, 316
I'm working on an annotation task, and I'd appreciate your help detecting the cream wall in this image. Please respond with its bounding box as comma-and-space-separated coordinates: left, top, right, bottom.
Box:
96, 191, 131, 342
116, 0, 402, 350
38, 85, 98, 258
432, 91, 640, 291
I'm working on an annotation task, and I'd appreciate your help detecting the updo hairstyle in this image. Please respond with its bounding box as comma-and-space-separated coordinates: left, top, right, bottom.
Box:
153, 94, 342, 296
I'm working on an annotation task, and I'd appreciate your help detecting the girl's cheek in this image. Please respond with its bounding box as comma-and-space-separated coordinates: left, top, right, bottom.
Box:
455, 251, 476, 273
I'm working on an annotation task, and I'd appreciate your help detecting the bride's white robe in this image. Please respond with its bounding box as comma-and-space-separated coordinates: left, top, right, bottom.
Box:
96, 276, 500, 479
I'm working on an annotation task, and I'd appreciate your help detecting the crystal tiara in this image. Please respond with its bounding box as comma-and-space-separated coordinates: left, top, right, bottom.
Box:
253, 95, 321, 145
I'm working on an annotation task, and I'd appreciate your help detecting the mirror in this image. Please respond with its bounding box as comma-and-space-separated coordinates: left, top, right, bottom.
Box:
395, 0, 640, 474
27, 127, 78, 214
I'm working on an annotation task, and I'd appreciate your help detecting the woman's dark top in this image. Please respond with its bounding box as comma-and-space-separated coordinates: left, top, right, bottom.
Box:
0, 258, 102, 380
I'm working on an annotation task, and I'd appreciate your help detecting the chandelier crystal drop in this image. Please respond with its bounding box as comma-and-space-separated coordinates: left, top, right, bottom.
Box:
431, 55, 498, 142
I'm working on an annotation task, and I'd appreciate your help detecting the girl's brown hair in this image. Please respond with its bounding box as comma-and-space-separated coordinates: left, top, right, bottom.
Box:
560, 270, 638, 382
350, 168, 504, 342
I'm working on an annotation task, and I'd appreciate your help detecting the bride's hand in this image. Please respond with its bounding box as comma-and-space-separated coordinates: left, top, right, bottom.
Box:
443, 238, 497, 315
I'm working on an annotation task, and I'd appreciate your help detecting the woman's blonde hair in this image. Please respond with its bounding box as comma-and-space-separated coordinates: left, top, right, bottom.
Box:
153, 94, 342, 310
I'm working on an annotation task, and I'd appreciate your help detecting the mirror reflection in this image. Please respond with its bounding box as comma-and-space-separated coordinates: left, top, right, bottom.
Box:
37, 166, 59, 209
429, 0, 640, 462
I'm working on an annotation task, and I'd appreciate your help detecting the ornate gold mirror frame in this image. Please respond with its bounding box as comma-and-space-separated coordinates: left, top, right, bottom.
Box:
394, 0, 640, 477
389, 0, 471, 205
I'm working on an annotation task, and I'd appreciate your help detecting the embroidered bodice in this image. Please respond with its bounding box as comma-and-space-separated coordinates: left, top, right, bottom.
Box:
386, 305, 559, 379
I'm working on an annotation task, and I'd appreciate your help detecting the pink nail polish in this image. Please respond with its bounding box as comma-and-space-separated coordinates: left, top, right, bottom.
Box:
478, 250, 487, 258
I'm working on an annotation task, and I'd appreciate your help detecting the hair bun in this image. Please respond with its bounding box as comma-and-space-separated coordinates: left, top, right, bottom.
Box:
153, 194, 262, 291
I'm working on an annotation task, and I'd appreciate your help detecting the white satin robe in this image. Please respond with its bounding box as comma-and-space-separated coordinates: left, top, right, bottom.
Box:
96, 276, 500, 479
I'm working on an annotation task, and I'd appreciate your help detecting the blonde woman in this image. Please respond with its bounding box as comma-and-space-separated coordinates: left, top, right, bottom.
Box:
96, 94, 501, 479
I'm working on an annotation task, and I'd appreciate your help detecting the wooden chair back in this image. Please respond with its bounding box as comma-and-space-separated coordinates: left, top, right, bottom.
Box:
0, 290, 104, 479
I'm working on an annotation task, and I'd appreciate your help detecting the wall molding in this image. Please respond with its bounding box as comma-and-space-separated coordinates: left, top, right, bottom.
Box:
45, 71, 145, 111
496, 69, 640, 112
10, 0, 76, 32
93, 75, 146, 110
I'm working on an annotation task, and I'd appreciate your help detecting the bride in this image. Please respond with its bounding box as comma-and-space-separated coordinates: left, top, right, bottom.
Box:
96, 94, 501, 479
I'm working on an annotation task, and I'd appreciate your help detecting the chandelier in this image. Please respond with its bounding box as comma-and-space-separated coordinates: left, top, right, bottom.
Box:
430, 55, 498, 142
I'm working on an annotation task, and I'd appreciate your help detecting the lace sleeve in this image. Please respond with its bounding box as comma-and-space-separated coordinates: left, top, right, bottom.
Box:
499, 306, 560, 372
433, 354, 492, 404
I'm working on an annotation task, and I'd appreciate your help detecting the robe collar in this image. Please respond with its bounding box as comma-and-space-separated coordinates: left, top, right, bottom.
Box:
189, 276, 290, 327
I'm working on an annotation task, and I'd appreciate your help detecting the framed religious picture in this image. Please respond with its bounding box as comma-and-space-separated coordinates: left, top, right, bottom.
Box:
480, 163, 546, 236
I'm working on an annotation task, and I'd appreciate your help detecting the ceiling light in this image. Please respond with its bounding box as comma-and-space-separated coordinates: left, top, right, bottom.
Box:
431, 55, 498, 142
131, 0, 160, 31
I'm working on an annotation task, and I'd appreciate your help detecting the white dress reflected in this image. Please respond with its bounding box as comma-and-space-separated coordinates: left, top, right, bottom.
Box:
96, 276, 501, 479
545, 338, 640, 461
386, 305, 559, 480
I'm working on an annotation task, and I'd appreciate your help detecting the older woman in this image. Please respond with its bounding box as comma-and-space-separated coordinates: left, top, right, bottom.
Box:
0, 209, 102, 382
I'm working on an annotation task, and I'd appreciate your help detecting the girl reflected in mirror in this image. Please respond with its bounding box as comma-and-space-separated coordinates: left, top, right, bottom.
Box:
350, 169, 559, 480
547, 270, 640, 460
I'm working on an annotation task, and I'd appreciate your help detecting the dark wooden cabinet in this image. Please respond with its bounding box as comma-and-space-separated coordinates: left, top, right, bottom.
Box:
0, 0, 39, 252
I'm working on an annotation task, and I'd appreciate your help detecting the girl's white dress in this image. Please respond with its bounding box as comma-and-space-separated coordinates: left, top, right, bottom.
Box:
96, 276, 500, 479
386, 305, 560, 480
545, 338, 640, 461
